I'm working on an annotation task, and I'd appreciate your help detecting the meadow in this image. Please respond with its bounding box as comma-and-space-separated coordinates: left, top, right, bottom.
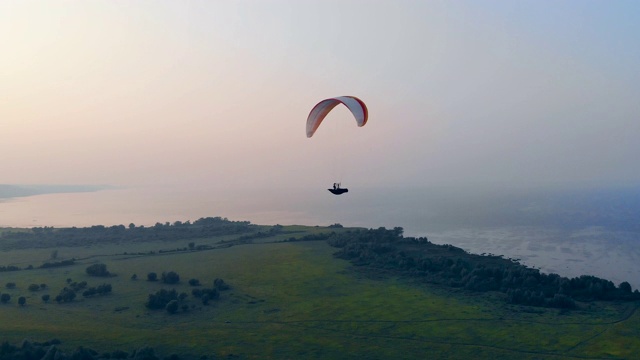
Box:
0, 224, 639, 359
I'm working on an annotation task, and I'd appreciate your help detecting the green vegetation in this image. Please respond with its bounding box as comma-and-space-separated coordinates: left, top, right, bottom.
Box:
160, 271, 180, 284
0, 218, 638, 359
85, 263, 111, 277
328, 227, 640, 308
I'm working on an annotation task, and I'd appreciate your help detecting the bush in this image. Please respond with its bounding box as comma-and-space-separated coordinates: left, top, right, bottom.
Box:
111, 350, 129, 359
55, 288, 76, 303
192, 288, 219, 301
147, 272, 158, 282
18, 296, 26, 306
165, 300, 179, 314
214, 278, 230, 291
161, 271, 180, 284
42, 294, 50, 302
69, 281, 88, 292
5, 282, 16, 289
86, 263, 111, 277
132, 346, 158, 360
1, 293, 10, 303
28, 284, 40, 291
83, 283, 113, 297
146, 289, 178, 309
188, 279, 200, 286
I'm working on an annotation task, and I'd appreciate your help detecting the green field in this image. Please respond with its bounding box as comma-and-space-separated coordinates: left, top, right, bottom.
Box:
0, 225, 639, 359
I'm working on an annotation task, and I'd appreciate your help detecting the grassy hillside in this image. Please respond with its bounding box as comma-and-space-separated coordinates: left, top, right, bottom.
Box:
0, 224, 638, 359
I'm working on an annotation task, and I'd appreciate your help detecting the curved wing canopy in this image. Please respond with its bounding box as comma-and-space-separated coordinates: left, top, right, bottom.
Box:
306, 96, 368, 138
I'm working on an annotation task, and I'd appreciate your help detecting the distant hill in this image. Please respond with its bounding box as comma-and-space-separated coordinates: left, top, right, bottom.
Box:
0, 184, 111, 200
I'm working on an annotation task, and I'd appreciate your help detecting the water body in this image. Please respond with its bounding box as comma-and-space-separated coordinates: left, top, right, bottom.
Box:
1, 185, 639, 288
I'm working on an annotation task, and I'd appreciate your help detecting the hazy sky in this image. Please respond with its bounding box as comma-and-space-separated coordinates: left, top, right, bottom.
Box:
2, 1, 639, 191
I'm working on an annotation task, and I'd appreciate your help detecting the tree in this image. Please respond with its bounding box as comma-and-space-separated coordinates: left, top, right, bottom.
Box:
28, 284, 40, 291
147, 272, 158, 282
5, 282, 16, 289
132, 346, 158, 360
42, 294, 50, 303
1, 293, 10, 303
146, 289, 178, 309
619, 281, 633, 294
188, 242, 195, 250
55, 288, 76, 303
188, 279, 200, 286
18, 296, 26, 306
86, 263, 110, 277
50, 249, 58, 260
165, 300, 179, 314
214, 278, 230, 291
131, 274, 138, 280
161, 271, 180, 284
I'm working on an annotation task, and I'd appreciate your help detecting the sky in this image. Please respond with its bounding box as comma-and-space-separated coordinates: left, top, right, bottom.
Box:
2, 0, 639, 192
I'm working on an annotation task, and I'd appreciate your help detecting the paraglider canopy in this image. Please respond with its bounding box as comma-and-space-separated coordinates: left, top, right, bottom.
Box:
306, 96, 368, 138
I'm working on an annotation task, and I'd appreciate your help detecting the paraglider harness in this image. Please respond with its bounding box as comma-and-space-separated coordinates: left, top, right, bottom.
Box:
328, 183, 348, 195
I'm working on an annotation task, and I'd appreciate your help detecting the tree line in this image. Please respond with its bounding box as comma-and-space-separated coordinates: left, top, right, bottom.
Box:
0, 217, 254, 250
327, 227, 640, 309
0, 339, 211, 360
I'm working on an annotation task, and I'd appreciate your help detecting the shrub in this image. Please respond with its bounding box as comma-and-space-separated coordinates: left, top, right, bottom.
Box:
18, 296, 26, 306
111, 350, 129, 359
214, 278, 230, 291
69, 281, 87, 292
83, 283, 112, 297
161, 271, 180, 284
146, 289, 178, 310
147, 272, 158, 282
86, 263, 111, 277
165, 300, 179, 314
55, 288, 76, 303
28, 284, 40, 291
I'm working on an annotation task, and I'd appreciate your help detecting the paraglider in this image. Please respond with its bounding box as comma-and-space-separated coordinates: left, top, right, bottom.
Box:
306, 96, 368, 195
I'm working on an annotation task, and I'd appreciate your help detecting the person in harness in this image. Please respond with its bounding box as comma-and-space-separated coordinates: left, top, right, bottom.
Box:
328, 182, 348, 195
